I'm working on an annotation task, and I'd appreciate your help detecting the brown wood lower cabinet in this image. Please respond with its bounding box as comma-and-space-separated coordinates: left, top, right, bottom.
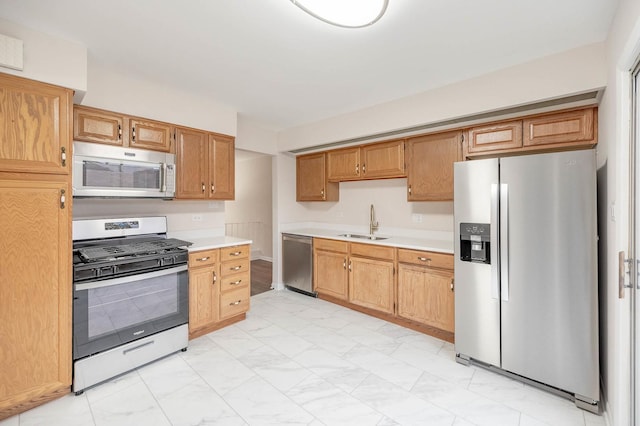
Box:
0, 176, 72, 420
349, 244, 395, 314
188, 244, 250, 339
312, 237, 454, 342
313, 239, 349, 300
397, 248, 454, 334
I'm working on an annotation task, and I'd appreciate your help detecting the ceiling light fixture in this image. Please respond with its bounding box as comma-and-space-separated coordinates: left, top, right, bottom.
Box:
290, 0, 389, 29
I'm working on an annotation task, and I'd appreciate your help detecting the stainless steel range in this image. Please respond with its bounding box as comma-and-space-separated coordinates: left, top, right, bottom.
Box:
72, 216, 191, 394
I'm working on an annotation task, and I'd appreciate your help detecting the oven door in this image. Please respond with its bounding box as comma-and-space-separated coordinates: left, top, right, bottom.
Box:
73, 265, 188, 360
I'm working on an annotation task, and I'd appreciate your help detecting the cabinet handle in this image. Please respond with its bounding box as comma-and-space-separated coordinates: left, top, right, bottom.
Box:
213, 272, 217, 284
230, 279, 242, 286
320, 188, 325, 197
229, 251, 242, 256
417, 256, 431, 263
230, 300, 242, 306
343, 258, 346, 269
131, 126, 136, 142
201, 183, 205, 192
60, 189, 66, 209
362, 163, 366, 174
355, 163, 359, 174
348, 260, 352, 272
450, 278, 454, 292
211, 183, 215, 193
118, 124, 122, 140
60, 147, 67, 167
230, 265, 242, 271
196, 256, 210, 262
408, 185, 412, 195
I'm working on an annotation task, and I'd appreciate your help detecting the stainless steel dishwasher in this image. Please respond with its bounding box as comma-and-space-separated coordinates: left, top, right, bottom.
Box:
282, 233, 316, 297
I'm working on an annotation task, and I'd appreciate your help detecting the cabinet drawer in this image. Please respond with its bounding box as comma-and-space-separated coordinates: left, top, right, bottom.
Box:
350, 242, 395, 260
221, 258, 250, 277
220, 287, 250, 319
397, 248, 453, 269
188, 249, 219, 268
220, 244, 250, 261
314, 238, 348, 253
220, 272, 250, 292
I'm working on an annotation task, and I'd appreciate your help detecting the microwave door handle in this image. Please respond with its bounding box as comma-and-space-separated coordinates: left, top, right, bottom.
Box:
160, 162, 167, 192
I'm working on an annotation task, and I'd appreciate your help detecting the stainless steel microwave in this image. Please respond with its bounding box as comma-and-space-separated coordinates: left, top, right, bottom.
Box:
72, 141, 176, 198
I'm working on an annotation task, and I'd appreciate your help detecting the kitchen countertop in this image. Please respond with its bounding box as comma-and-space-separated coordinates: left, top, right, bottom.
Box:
283, 228, 453, 254
168, 230, 252, 252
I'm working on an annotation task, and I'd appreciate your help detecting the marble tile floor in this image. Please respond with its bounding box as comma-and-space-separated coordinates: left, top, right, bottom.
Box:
1, 290, 605, 426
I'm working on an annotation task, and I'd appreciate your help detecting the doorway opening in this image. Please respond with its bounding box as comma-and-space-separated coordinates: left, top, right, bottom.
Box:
226, 149, 274, 296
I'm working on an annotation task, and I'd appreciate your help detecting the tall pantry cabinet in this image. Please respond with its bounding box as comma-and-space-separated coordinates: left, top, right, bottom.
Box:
0, 73, 73, 419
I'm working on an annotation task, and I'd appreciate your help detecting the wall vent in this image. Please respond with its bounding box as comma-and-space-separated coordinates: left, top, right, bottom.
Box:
0, 33, 24, 71
288, 90, 602, 155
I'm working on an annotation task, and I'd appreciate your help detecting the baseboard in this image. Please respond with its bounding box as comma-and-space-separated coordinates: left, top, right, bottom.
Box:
250, 255, 272, 262
600, 375, 613, 425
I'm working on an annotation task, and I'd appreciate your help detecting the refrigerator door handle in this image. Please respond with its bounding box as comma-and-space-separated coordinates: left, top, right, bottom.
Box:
500, 183, 509, 301
490, 183, 500, 300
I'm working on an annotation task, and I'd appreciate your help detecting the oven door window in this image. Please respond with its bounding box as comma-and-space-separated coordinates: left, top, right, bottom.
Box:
82, 160, 161, 190
73, 267, 188, 360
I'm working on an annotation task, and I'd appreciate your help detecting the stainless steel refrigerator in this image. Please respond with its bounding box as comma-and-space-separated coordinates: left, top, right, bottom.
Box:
453, 149, 599, 412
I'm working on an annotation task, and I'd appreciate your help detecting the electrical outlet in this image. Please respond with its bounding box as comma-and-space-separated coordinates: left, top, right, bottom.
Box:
412, 213, 423, 223
192, 214, 203, 222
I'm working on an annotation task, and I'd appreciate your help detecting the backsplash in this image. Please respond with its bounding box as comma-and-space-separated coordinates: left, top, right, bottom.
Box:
72, 198, 226, 233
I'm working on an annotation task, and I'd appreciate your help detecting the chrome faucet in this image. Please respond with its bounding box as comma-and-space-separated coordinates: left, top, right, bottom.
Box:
369, 204, 379, 235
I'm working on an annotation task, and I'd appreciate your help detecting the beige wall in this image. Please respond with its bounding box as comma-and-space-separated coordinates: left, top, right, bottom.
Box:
278, 43, 607, 152
598, 0, 640, 424
82, 57, 237, 136
0, 18, 87, 96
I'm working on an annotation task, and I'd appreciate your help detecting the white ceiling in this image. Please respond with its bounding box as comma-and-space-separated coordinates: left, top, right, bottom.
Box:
0, 0, 618, 131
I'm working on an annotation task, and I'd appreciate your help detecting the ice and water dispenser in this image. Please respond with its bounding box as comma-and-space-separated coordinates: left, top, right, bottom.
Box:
459, 223, 491, 264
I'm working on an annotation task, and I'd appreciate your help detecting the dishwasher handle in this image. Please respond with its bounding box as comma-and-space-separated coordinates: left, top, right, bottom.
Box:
282, 234, 312, 245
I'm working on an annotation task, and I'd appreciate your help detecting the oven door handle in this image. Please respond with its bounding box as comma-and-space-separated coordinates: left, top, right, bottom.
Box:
75, 265, 188, 291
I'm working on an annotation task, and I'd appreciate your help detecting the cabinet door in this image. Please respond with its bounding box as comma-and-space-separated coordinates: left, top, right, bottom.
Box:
397, 264, 454, 333
208, 134, 235, 200
73, 106, 124, 146
296, 153, 338, 201
361, 140, 405, 179
523, 108, 595, 147
176, 127, 208, 199
0, 74, 71, 175
0, 178, 71, 418
327, 147, 360, 181
406, 131, 462, 201
314, 249, 348, 300
467, 120, 522, 154
129, 118, 173, 152
188, 266, 219, 334
349, 256, 394, 314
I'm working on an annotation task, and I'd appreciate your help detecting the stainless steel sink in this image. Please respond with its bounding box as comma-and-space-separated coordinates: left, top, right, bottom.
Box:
338, 233, 389, 241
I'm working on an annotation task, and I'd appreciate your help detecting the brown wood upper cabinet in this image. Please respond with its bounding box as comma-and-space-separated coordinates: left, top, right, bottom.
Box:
465, 107, 597, 158
176, 127, 235, 200
0, 74, 72, 175
327, 139, 406, 182
406, 130, 462, 201
73, 105, 173, 153
296, 152, 339, 202
467, 120, 522, 154
129, 118, 173, 152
